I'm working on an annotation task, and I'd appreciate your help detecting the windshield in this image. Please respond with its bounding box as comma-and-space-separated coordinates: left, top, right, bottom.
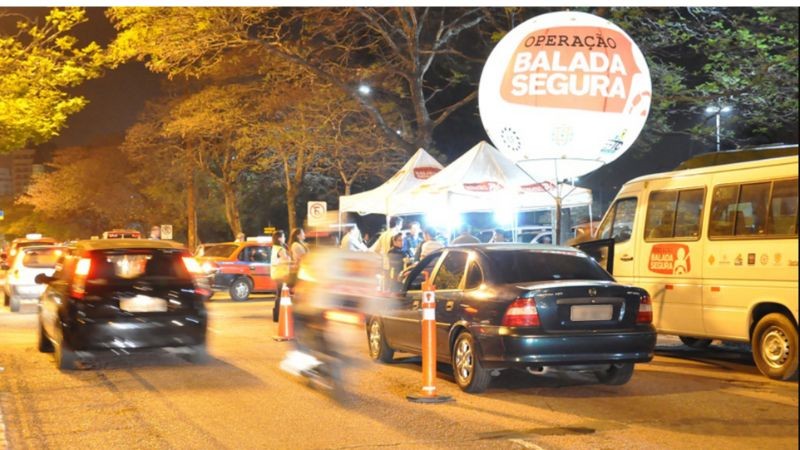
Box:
486, 250, 613, 284
21, 247, 63, 268
199, 244, 238, 258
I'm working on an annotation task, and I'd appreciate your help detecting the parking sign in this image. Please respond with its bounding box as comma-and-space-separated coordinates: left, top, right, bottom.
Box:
160, 224, 173, 240
307, 201, 327, 226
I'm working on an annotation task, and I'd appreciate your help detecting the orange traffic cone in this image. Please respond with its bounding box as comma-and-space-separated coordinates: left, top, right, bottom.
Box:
407, 279, 452, 404
273, 284, 294, 341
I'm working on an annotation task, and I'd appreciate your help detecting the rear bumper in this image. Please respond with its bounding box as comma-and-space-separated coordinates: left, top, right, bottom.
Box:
63, 315, 207, 351
473, 325, 657, 369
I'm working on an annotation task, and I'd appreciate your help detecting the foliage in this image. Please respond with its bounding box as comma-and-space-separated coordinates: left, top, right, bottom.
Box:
0, 8, 105, 153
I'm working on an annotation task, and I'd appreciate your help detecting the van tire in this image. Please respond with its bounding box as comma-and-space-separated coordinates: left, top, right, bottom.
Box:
752, 313, 798, 381
679, 336, 713, 349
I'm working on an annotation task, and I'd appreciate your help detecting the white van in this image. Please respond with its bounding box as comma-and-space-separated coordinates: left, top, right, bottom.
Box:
595, 154, 798, 380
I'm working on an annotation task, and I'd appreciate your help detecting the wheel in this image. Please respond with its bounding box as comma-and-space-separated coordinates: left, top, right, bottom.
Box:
55, 331, 77, 370
3, 290, 8, 306
185, 344, 210, 364
679, 336, 713, 349
595, 362, 635, 385
367, 317, 395, 363
229, 278, 252, 301
9, 294, 19, 312
38, 321, 54, 353
452, 331, 491, 393
751, 313, 798, 381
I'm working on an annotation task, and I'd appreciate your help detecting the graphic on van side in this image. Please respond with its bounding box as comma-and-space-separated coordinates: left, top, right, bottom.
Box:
648, 243, 691, 275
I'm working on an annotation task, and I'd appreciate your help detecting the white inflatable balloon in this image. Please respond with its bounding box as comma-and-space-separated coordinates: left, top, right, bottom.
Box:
479, 11, 651, 181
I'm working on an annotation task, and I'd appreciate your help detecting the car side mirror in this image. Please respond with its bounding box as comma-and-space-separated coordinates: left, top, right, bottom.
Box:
34, 273, 53, 284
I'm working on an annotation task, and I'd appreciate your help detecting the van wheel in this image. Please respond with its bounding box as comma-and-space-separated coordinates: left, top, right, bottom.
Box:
752, 313, 798, 381
595, 362, 635, 385
452, 331, 491, 393
38, 321, 54, 353
229, 278, 252, 301
679, 336, 713, 349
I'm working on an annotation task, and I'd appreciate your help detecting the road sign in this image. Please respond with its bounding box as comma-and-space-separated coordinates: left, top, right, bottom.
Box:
263, 227, 276, 235
160, 224, 173, 240
307, 201, 327, 227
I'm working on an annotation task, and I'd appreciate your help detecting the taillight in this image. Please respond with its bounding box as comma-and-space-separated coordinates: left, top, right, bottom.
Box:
636, 293, 652, 324
502, 297, 540, 327
71, 257, 92, 300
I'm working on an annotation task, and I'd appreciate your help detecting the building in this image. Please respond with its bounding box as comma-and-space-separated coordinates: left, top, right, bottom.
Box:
0, 148, 36, 198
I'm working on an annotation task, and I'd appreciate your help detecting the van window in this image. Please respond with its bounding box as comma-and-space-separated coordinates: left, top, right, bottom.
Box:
645, 188, 704, 240
710, 179, 795, 238
768, 179, 798, 235
597, 197, 637, 243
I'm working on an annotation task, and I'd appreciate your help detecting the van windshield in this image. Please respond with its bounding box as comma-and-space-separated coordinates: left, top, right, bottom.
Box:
22, 247, 63, 268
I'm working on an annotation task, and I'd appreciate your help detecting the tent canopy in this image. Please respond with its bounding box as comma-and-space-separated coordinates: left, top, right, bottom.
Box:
338, 148, 443, 216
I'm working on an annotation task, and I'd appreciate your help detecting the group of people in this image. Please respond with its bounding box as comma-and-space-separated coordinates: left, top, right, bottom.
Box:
270, 228, 309, 322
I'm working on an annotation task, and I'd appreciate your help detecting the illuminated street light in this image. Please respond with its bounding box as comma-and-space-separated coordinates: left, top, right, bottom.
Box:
358, 84, 371, 95
705, 105, 732, 152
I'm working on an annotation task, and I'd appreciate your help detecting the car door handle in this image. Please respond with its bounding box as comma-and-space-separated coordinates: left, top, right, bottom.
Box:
249, 265, 257, 270
620, 255, 634, 261
412, 300, 420, 310
445, 301, 455, 311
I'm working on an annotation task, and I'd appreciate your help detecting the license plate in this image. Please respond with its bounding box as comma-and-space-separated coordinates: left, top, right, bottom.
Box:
570, 304, 613, 321
120, 295, 167, 313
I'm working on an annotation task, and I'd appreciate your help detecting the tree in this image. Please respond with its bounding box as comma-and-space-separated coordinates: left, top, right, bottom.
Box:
106, 7, 491, 155
0, 8, 105, 153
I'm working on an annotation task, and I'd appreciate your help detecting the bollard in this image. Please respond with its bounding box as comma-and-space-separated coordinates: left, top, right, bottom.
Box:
273, 283, 295, 341
407, 279, 453, 403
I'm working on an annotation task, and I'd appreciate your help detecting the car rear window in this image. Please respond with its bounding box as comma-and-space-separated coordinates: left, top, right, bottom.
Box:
486, 250, 613, 284
88, 249, 192, 284
199, 244, 238, 258
22, 248, 63, 268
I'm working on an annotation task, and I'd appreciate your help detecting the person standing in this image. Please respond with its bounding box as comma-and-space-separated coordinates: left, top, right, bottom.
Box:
289, 228, 308, 285
416, 227, 444, 260
271, 230, 291, 322
341, 225, 368, 251
402, 221, 423, 260
235, 232, 246, 243
451, 224, 480, 245
370, 216, 403, 255
149, 226, 161, 240
386, 233, 406, 291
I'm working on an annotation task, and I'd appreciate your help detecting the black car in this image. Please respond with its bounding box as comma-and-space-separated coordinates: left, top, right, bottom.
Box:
35, 239, 210, 370
367, 244, 656, 393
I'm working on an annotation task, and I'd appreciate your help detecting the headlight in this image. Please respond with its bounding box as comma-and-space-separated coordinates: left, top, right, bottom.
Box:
202, 261, 218, 274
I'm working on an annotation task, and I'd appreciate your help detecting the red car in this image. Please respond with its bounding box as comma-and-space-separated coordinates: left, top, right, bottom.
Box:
195, 240, 277, 301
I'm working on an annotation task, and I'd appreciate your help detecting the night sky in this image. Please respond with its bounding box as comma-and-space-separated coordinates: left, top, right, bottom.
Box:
9, 6, 798, 212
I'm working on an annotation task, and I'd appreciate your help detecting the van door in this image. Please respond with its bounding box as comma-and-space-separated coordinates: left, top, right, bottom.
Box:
596, 197, 639, 284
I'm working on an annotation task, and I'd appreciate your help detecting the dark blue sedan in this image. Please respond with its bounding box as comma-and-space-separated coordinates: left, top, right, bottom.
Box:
367, 244, 656, 393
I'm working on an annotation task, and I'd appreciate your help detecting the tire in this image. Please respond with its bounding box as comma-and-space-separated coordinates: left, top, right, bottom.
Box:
3, 290, 8, 307
679, 336, 713, 349
38, 321, 54, 353
9, 295, 19, 312
751, 313, 798, 381
229, 278, 252, 302
185, 344, 210, 364
55, 331, 77, 370
452, 331, 491, 393
595, 362, 635, 385
367, 318, 394, 363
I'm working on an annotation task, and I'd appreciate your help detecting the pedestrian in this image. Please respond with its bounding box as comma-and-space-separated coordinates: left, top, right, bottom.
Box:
289, 228, 308, 285
370, 216, 403, 255
416, 227, 445, 261
235, 232, 246, 243
271, 230, 292, 322
451, 224, 480, 245
341, 225, 368, 251
149, 226, 161, 240
387, 232, 406, 287
489, 228, 507, 243
402, 221, 423, 260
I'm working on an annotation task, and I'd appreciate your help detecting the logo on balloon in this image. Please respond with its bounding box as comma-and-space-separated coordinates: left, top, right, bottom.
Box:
479, 11, 651, 180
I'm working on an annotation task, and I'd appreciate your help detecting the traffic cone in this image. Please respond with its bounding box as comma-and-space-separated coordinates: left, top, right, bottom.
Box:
273, 284, 294, 341
407, 280, 453, 404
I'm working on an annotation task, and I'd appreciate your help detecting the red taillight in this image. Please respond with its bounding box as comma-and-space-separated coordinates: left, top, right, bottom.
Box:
502, 297, 540, 327
71, 257, 92, 300
636, 293, 652, 324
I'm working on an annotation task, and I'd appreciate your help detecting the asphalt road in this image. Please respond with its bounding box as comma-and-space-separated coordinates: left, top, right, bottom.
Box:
0, 292, 797, 450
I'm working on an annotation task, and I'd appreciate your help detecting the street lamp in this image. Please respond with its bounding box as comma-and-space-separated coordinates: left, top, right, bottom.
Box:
358, 84, 371, 95
705, 105, 732, 152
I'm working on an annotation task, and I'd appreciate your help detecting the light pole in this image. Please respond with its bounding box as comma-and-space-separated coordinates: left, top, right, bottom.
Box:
706, 105, 732, 152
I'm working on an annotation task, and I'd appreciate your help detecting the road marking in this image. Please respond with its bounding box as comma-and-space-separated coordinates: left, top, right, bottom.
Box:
508, 439, 545, 449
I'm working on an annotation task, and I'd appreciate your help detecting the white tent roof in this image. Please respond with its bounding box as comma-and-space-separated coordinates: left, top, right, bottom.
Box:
338, 148, 444, 216
397, 141, 592, 214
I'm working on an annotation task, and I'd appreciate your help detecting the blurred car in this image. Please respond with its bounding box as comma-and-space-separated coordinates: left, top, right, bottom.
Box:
2, 234, 58, 267
35, 239, 209, 370
367, 243, 656, 393
3, 245, 64, 312
102, 229, 142, 239
194, 240, 276, 301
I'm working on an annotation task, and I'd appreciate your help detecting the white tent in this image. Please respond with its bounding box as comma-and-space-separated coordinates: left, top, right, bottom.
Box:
338, 148, 444, 216
396, 141, 592, 214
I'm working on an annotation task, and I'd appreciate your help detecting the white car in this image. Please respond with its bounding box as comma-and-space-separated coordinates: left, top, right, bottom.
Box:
3, 245, 63, 312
